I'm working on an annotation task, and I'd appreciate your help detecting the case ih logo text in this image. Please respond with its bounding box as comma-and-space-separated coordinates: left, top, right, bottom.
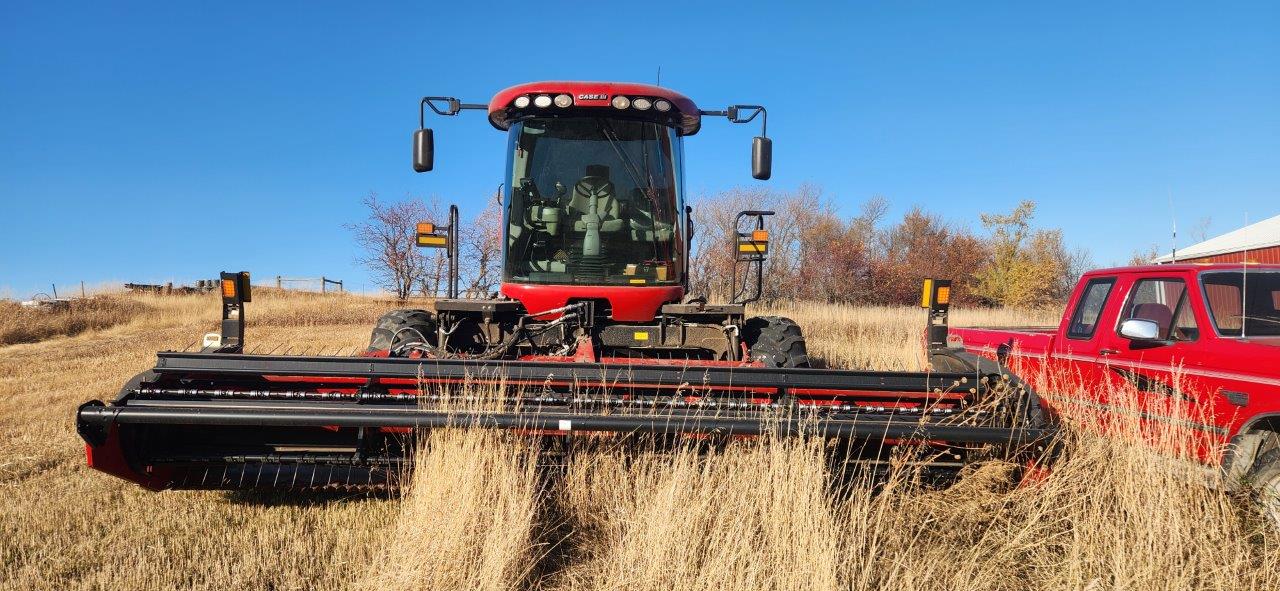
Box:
578, 93, 608, 101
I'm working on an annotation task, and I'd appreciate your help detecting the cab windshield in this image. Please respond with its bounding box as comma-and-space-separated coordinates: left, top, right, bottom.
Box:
1201, 270, 1280, 337
505, 117, 681, 285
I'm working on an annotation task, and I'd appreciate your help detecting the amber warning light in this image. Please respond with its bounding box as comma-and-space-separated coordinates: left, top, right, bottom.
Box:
738, 230, 769, 254
416, 221, 449, 248
920, 278, 951, 310
219, 271, 252, 303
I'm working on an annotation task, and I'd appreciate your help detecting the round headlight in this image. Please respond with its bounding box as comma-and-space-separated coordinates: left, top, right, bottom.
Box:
513, 96, 531, 108
554, 94, 573, 108
533, 95, 552, 108
654, 99, 672, 112
633, 97, 652, 110
611, 95, 630, 109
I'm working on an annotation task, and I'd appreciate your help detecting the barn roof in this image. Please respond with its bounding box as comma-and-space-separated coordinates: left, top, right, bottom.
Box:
1153, 213, 1280, 263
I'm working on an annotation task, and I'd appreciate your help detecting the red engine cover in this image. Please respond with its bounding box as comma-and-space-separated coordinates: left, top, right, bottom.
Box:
501, 283, 684, 322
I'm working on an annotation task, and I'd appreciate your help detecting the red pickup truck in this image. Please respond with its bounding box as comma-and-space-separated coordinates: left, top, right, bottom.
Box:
942, 264, 1279, 519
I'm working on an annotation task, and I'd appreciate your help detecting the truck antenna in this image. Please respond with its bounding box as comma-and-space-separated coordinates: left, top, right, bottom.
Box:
1168, 188, 1177, 263
656, 66, 662, 87
1242, 212, 1249, 338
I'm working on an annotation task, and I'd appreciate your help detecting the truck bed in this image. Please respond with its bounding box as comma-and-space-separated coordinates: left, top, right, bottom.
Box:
949, 325, 1057, 359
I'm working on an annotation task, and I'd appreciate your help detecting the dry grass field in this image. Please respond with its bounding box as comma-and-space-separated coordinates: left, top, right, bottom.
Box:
2, 291, 1277, 590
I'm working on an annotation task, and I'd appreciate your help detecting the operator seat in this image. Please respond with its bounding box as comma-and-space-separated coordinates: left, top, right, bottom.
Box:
1131, 303, 1174, 339
569, 165, 624, 232
568, 164, 624, 257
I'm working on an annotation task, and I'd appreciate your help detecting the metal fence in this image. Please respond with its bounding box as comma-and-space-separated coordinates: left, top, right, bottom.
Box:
273, 276, 344, 293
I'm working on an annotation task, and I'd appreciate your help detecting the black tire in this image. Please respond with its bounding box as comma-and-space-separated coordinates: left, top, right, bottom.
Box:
367, 309, 436, 355
743, 316, 810, 368
1249, 448, 1280, 531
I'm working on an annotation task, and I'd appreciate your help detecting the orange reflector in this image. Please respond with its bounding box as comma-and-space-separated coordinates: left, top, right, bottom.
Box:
738, 241, 768, 254
221, 278, 236, 298
936, 286, 951, 305
416, 222, 435, 234
751, 229, 769, 241
920, 279, 933, 308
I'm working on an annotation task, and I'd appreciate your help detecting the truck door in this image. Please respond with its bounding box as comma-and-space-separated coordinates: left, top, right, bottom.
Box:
1097, 275, 1218, 454
1056, 276, 1120, 400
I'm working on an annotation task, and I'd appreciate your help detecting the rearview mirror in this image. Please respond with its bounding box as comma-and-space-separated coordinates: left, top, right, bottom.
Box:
1118, 318, 1161, 341
752, 136, 772, 180
412, 128, 434, 172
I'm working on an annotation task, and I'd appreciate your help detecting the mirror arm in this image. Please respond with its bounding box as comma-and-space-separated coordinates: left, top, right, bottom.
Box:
701, 105, 768, 138
419, 96, 487, 129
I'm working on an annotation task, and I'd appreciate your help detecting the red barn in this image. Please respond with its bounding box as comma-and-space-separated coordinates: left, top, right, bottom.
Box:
1153, 214, 1280, 265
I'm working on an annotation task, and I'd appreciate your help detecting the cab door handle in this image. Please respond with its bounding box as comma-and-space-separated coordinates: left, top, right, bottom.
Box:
1099, 348, 1120, 356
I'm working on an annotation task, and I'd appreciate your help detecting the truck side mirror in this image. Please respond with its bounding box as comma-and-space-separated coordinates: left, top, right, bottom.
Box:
413, 128, 434, 172
1118, 318, 1161, 341
752, 136, 772, 180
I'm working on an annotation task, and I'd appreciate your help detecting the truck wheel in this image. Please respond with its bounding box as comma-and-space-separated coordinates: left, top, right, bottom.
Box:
368, 309, 436, 355
1250, 448, 1280, 530
743, 316, 810, 368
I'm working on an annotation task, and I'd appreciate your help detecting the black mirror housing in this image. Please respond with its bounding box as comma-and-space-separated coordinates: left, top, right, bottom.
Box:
413, 128, 434, 172
752, 136, 772, 180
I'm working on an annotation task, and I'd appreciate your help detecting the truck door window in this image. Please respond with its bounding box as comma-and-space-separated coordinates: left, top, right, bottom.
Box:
1067, 278, 1115, 339
1119, 279, 1196, 341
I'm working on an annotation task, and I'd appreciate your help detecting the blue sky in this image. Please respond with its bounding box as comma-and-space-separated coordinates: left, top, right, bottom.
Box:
2, 2, 1277, 298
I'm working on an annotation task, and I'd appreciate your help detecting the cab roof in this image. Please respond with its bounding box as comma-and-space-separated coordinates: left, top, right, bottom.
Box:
1085, 262, 1280, 276
488, 81, 702, 136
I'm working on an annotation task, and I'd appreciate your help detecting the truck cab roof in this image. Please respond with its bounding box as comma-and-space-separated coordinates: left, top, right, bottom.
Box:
1084, 263, 1280, 276
488, 81, 702, 135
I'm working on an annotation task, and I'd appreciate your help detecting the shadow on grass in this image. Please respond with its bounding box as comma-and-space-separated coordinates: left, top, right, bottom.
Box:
223, 487, 400, 507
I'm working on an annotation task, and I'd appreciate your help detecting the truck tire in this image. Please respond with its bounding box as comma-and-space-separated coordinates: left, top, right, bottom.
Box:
367, 309, 436, 355
743, 316, 810, 368
1250, 448, 1280, 530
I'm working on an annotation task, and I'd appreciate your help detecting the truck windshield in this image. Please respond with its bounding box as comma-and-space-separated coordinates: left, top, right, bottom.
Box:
1201, 271, 1280, 337
504, 117, 680, 286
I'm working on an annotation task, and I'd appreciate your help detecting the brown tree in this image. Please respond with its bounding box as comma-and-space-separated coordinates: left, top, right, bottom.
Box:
871, 207, 990, 305
347, 193, 442, 300
460, 196, 505, 297
688, 187, 762, 300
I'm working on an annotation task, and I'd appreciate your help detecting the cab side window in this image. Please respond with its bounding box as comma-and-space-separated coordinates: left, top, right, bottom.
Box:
1068, 278, 1115, 339
1119, 278, 1197, 341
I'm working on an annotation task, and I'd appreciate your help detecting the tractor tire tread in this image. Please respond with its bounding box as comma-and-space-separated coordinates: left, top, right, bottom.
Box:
743, 316, 810, 368
368, 309, 436, 353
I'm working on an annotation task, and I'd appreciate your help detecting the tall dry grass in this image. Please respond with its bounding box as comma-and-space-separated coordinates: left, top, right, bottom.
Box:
0, 296, 148, 346
764, 302, 1060, 370
356, 429, 543, 591
546, 411, 1279, 591
554, 439, 842, 591
2, 293, 1277, 590
0, 290, 400, 591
